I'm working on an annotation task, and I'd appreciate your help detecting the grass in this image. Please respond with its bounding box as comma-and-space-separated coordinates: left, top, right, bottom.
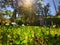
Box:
0, 26, 60, 45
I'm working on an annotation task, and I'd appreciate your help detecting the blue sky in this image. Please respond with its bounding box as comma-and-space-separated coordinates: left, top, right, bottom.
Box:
43, 0, 59, 16
6, 5, 14, 12
5, 0, 59, 16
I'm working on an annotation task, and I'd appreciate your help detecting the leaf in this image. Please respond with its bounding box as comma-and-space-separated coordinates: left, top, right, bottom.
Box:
22, 40, 27, 43
15, 40, 20, 44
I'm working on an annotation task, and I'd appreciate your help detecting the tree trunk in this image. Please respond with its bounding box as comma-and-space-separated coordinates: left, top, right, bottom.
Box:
12, 9, 17, 22
53, 0, 57, 14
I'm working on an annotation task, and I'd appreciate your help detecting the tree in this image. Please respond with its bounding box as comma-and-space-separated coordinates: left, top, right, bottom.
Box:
18, 0, 43, 25
19, 5, 37, 25
0, 0, 18, 22
43, 3, 50, 17
56, 6, 60, 16
0, 0, 51, 26
42, 3, 50, 26
53, 0, 57, 14
56, 1, 60, 16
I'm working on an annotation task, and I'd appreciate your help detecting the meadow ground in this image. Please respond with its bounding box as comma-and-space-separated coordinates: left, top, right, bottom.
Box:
0, 26, 60, 45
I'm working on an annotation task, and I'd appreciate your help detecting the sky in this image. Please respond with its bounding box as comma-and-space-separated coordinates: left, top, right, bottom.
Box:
1, 0, 60, 16
43, 0, 60, 16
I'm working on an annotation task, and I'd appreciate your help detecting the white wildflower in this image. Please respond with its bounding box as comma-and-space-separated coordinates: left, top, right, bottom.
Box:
53, 25, 56, 28
22, 24, 25, 26
5, 23, 9, 26
11, 22, 16, 25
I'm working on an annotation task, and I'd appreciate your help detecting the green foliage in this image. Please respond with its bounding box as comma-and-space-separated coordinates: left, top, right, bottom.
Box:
6, 10, 13, 17
46, 18, 60, 27
0, 26, 60, 45
19, 5, 38, 24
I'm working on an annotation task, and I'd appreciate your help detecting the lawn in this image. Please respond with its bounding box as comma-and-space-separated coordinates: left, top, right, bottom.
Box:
0, 26, 60, 45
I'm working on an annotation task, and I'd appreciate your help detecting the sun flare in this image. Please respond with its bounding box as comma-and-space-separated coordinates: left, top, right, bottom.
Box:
23, 0, 33, 7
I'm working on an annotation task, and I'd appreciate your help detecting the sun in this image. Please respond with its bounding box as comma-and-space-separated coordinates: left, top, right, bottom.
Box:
25, 0, 31, 3
23, 0, 33, 7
